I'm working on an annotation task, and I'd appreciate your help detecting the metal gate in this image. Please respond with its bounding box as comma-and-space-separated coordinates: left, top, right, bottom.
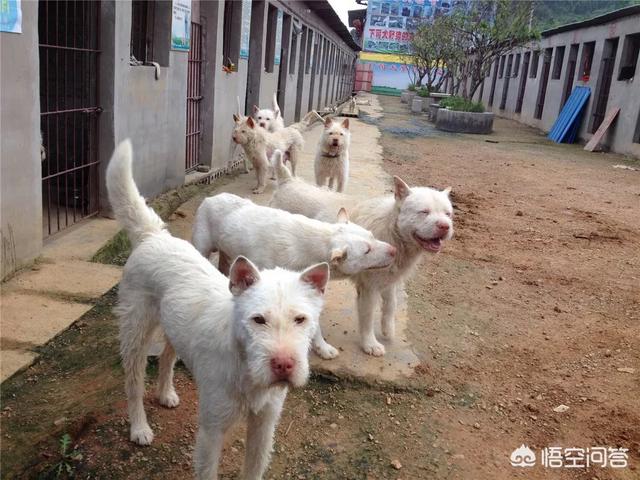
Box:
185, 21, 203, 172
39, 1, 101, 237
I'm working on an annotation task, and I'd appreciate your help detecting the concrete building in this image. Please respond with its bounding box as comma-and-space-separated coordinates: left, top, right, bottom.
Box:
477, 6, 640, 157
0, 0, 359, 280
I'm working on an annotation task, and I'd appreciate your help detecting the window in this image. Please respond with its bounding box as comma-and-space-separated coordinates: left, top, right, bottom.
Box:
264, 4, 278, 73
530, 50, 540, 78
498, 55, 506, 78
305, 30, 314, 73
513, 53, 521, 78
579, 41, 595, 81
618, 33, 640, 81
223, 0, 242, 67
552, 46, 565, 79
289, 24, 299, 74
131, 1, 155, 62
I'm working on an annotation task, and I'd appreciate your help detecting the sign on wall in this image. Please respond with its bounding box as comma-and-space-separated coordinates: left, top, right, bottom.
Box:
364, 0, 453, 54
171, 0, 191, 51
240, 0, 252, 59
0, 0, 22, 34
274, 9, 283, 65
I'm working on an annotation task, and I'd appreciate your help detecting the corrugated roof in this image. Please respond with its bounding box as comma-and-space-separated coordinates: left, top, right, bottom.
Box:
542, 4, 640, 37
305, 1, 362, 51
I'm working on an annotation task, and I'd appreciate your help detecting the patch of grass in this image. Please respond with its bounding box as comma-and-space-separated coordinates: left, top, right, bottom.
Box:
439, 95, 485, 113
92, 174, 237, 266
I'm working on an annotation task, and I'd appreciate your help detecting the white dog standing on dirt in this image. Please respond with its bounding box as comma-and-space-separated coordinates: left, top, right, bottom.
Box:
271, 174, 454, 356
232, 115, 303, 193
192, 154, 397, 359
107, 140, 329, 479
314, 117, 351, 192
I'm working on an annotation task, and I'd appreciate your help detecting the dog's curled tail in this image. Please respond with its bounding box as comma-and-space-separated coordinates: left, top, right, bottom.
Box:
271, 149, 293, 185
106, 139, 165, 246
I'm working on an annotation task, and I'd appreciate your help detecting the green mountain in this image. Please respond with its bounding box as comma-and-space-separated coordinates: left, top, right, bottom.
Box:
532, 0, 640, 31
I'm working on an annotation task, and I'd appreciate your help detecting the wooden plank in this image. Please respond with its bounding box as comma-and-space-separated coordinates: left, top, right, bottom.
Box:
584, 107, 620, 152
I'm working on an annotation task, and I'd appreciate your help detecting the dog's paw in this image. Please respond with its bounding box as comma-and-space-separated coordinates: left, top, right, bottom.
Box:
158, 390, 180, 408
252, 188, 265, 194
362, 339, 386, 357
314, 342, 339, 360
131, 425, 154, 445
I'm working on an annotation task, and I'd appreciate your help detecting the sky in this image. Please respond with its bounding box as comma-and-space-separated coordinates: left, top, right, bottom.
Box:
327, 0, 367, 28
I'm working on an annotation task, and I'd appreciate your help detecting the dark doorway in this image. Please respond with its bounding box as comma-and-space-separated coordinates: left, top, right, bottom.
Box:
591, 38, 619, 133
39, 0, 101, 237
294, 26, 308, 122
488, 60, 499, 107
500, 54, 513, 110
534, 48, 552, 119
515, 51, 530, 113
276, 13, 292, 114
561, 44, 580, 109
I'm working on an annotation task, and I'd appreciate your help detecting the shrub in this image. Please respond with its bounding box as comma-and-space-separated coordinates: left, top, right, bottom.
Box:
407, 83, 417, 91
417, 86, 431, 97
439, 95, 484, 113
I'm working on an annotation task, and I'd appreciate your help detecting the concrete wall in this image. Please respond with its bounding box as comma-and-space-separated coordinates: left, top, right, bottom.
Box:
1, 0, 42, 279
0, 0, 357, 275
481, 13, 640, 157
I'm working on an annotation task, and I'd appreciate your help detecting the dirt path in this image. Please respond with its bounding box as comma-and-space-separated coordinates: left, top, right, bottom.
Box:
2, 96, 638, 479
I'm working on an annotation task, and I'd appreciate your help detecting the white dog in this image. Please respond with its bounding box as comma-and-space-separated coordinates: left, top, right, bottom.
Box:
271, 175, 454, 356
107, 140, 329, 479
253, 93, 285, 132
193, 159, 397, 359
232, 115, 304, 193
314, 117, 351, 192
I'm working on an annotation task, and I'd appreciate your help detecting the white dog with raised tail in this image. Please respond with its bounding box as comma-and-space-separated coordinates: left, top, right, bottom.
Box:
107, 139, 329, 479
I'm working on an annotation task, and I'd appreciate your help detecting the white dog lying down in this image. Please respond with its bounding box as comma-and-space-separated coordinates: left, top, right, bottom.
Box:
270, 171, 454, 356
192, 158, 397, 359
107, 140, 329, 479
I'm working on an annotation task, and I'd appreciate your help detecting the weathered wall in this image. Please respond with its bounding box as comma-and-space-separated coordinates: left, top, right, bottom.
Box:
1, 0, 42, 279
482, 13, 640, 157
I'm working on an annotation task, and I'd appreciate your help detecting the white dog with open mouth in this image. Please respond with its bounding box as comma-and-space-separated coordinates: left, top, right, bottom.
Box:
314, 117, 351, 193
270, 174, 454, 356
192, 156, 397, 359
107, 140, 329, 479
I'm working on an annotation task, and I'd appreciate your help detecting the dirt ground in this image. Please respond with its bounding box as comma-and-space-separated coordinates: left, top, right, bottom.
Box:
2, 95, 639, 479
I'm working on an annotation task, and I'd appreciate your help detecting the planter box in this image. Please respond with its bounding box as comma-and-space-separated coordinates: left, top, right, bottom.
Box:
411, 97, 424, 113
400, 91, 410, 103
405, 91, 417, 106
435, 109, 494, 134
428, 103, 441, 121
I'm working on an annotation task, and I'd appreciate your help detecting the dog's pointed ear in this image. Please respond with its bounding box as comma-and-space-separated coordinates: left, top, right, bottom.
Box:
443, 186, 452, 196
341, 118, 350, 129
252, 105, 259, 114
300, 262, 330, 294
233, 113, 240, 124
337, 207, 349, 223
229, 256, 261, 296
246, 116, 256, 128
324, 117, 333, 129
393, 176, 411, 202
274, 108, 281, 118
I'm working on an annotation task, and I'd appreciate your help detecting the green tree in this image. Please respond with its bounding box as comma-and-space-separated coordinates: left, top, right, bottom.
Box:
452, 0, 539, 100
